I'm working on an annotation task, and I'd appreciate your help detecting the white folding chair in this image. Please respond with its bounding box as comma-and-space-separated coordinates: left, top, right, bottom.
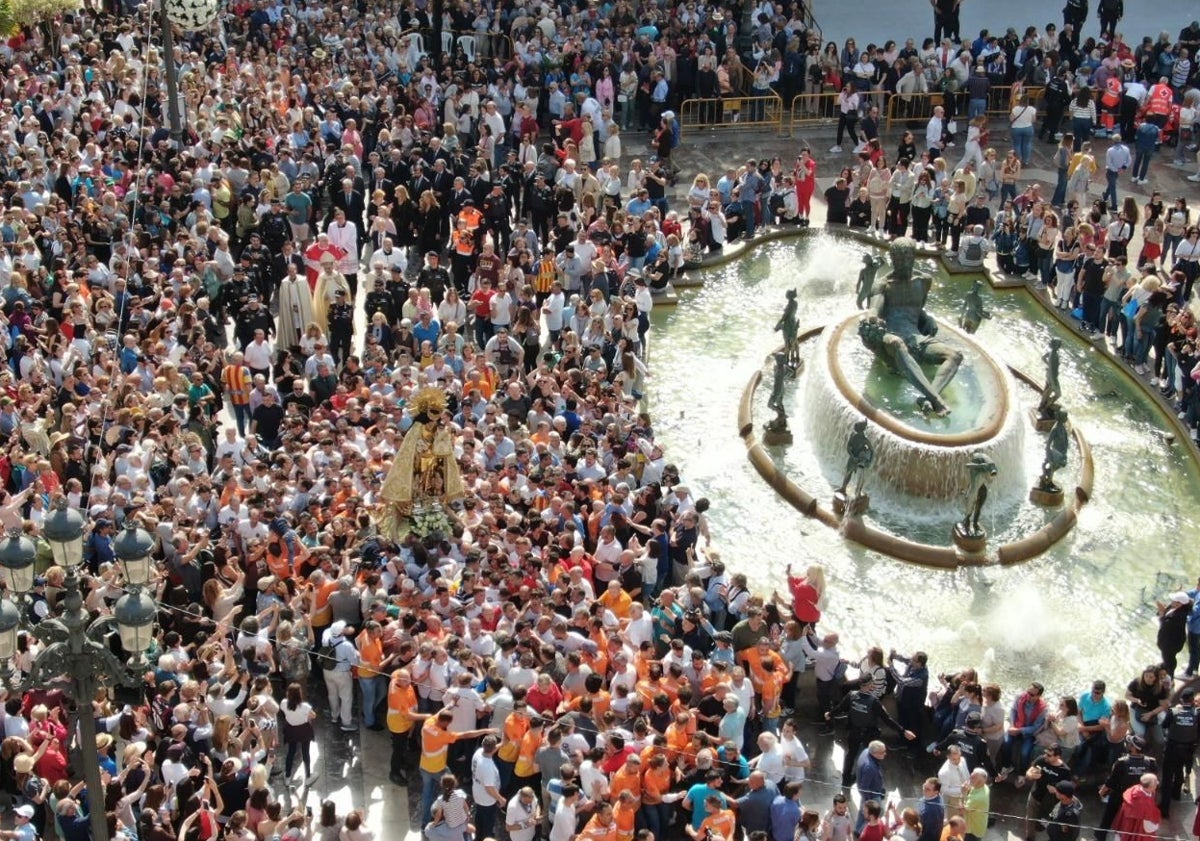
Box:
457, 34, 476, 61
441, 31, 454, 55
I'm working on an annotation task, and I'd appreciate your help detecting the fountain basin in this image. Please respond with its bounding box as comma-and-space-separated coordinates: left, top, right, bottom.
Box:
805, 314, 1025, 499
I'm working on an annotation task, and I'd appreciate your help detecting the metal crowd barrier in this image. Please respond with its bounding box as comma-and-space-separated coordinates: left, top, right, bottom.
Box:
787, 92, 842, 136
678, 94, 785, 138
884, 86, 1046, 131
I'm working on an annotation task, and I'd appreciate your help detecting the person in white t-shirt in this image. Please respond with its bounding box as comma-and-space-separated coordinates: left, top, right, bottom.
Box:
549, 785, 582, 841
470, 736, 505, 838
505, 786, 541, 841
279, 683, 318, 783
753, 731, 786, 784
778, 718, 812, 783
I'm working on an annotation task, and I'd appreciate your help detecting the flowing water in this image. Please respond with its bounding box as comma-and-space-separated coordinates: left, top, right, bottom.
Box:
647, 234, 1199, 693
801, 320, 1028, 505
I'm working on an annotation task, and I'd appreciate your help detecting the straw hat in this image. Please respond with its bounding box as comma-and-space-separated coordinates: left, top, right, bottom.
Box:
122, 741, 148, 766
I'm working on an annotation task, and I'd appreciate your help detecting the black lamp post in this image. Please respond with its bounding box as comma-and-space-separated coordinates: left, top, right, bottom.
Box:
0, 500, 158, 841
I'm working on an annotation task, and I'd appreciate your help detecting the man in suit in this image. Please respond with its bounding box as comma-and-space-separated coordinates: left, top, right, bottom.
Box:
369, 166, 393, 200
448, 177, 473, 218
409, 161, 432, 202
430, 159, 454, 204
272, 239, 306, 283
331, 178, 366, 227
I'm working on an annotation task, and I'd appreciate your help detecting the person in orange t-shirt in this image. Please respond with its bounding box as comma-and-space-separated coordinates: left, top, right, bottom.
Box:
597, 580, 633, 619
609, 754, 643, 803
701, 662, 734, 696
640, 752, 674, 838
759, 660, 787, 731
688, 795, 737, 841
309, 572, 339, 640
356, 622, 395, 730
419, 710, 496, 824
743, 637, 790, 692
581, 802, 618, 841
512, 716, 545, 795
665, 712, 694, 765
497, 702, 530, 788
635, 672, 662, 707
386, 669, 429, 785
613, 790, 640, 841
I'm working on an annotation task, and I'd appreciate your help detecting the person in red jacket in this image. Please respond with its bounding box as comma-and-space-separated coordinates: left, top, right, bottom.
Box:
1114, 773, 1162, 841
785, 563, 826, 626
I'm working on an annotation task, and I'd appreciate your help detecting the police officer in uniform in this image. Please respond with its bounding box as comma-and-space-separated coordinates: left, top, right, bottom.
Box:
1095, 735, 1158, 841
1158, 686, 1199, 816
221, 269, 255, 323
934, 711, 996, 776
826, 678, 916, 786
387, 267, 411, 327
526, 173, 555, 243
260, 197, 293, 255
328, 288, 355, 365
1040, 70, 1072, 142
242, 232, 274, 303
417, 252, 451, 305
483, 180, 513, 255
26, 576, 49, 624
1045, 780, 1082, 841
235, 296, 275, 349
238, 252, 266, 309
364, 274, 396, 324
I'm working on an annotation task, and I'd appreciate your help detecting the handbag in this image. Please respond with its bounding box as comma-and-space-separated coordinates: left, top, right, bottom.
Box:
946, 119, 958, 135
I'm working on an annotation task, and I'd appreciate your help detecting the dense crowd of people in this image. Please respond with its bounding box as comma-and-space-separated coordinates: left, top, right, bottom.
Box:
797, 18, 1200, 441
0, 3, 1198, 841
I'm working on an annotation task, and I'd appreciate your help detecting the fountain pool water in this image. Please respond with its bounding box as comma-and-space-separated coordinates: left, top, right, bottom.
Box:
648, 234, 1200, 693
803, 315, 1027, 501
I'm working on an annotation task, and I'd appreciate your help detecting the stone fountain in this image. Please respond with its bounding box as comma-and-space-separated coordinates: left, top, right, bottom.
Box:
739, 237, 1092, 568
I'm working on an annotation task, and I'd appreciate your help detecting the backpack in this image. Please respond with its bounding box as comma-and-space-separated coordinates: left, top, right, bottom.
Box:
964, 239, 984, 262
318, 638, 345, 671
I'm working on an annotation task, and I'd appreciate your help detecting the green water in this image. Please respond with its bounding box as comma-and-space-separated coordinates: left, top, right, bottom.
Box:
840, 336, 1006, 436
648, 235, 1200, 693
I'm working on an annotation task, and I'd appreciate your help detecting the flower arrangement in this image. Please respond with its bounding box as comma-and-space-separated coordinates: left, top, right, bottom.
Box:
408, 501, 453, 545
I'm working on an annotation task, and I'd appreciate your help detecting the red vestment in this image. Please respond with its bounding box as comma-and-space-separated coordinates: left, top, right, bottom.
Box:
1113, 784, 1161, 841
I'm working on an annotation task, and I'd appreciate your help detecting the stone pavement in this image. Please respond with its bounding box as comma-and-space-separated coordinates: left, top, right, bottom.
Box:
809, 0, 1198, 60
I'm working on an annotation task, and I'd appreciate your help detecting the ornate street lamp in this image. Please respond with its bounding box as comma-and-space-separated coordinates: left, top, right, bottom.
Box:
0, 529, 36, 595
114, 590, 159, 655
113, 521, 156, 588
0, 498, 159, 841
42, 498, 85, 570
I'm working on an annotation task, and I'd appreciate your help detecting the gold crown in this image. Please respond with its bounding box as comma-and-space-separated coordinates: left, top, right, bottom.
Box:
409, 386, 447, 418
